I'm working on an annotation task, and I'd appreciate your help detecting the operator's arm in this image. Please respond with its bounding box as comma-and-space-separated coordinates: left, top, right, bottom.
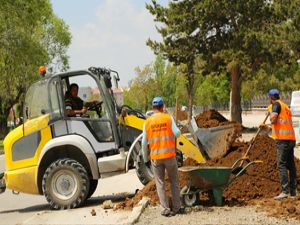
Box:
171, 116, 181, 138
65, 99, 87, 116
141, 124, 150, 162
270, 102, 281, 124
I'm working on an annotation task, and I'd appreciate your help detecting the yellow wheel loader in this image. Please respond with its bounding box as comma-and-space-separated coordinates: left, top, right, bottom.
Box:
0, 67, 234, 209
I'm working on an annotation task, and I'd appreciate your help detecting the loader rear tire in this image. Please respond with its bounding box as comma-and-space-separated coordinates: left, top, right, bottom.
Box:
134, 143, 153, 185
42, 158, 90, 210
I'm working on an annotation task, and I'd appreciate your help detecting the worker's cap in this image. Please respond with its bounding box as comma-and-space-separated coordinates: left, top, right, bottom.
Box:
268, 89, 280, 97
39, 66, 46, 74
152, 97, 164, 107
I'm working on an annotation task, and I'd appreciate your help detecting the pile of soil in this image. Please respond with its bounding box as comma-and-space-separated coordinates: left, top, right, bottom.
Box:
114, 173, 188, 210
116, 134, 300, 221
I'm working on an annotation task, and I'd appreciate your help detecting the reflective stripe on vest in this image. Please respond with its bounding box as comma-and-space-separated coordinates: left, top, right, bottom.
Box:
273, 130, 295, 135
145, 113, 176, 160
277, 119, 290, 124
150, 147, 176, 155
270, 100, 296, 140
148, 136, 175, 144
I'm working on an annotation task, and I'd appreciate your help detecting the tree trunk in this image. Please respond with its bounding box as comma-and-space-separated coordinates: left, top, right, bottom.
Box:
187, 91, 193, 122
144, 96, 148, 112
0, 109, 10, 139
229, 63, 242, 123
186, 69, 195, 123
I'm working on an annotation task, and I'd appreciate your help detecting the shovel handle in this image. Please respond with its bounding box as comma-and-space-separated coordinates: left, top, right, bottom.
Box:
239, 112, 270, 166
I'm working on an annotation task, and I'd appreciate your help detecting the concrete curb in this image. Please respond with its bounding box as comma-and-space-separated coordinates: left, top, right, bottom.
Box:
124, 197, 150, 225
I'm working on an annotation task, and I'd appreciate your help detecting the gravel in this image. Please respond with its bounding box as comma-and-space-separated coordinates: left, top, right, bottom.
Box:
135, 205, 299, 225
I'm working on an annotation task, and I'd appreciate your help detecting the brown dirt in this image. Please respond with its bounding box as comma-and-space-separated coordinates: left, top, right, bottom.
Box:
116, 134, 300, 221
195, 109, 229, 128
175, 110, 188, 121
256, 197, 300, 220
114, 109, 299, 220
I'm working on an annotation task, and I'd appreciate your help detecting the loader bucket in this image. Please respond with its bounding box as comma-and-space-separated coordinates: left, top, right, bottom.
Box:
189, 117, 237, 160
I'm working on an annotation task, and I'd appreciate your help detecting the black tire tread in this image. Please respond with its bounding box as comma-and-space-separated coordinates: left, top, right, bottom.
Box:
86, 179, 98, 199
134, 143, 153, 185
42, 158, 89, 210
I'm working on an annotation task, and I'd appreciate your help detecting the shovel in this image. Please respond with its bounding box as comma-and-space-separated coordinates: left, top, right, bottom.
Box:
232, 112, 270, 175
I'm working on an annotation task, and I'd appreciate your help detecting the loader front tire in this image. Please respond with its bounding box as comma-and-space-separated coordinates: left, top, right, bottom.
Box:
86, 179, 98, 199
134, 145, 184, 185
42, 158, 89, 210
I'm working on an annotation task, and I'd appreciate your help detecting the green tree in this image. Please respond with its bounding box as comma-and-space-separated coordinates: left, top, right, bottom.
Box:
195, 73, 230, 107
124, 65, 156, 112
0, 0, 71, 137
153, 55, 185, 107
146, 1, 201, 121
124, 56, 187, 112
146, 0, 300, 123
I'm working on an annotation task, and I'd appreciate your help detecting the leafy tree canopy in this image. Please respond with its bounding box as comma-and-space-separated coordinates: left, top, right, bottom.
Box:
0, 0, 71, 136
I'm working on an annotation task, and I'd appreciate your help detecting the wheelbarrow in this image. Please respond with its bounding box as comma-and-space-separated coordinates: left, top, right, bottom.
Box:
179, 158, 262, 206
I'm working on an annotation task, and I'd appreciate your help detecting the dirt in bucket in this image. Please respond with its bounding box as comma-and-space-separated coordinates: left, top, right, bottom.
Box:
195, 109, 230, 128
194, 109, 243, 145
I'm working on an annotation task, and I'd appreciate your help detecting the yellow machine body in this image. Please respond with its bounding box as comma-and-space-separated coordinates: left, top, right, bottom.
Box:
3, 114, 52, 194
120, 114, 206, 163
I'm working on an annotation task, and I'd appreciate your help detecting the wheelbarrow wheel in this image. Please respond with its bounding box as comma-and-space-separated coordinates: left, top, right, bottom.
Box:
181, 186, 199, 207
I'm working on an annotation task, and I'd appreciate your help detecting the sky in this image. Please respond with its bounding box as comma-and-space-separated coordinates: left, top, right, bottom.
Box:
51, 0, 169, 86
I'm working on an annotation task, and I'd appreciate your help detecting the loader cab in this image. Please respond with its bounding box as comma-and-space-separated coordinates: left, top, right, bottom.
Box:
23, 69, 121, 157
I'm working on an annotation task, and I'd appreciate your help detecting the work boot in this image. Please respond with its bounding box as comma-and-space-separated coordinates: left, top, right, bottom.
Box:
274, 192, 289, 200
161, 209, 172, 217
290, 189, 298, 197
171, 207, 186, 216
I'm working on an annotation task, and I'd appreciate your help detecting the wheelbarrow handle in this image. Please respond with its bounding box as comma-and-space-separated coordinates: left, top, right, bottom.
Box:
231, 157, 250, 169
228, 160, 263, 185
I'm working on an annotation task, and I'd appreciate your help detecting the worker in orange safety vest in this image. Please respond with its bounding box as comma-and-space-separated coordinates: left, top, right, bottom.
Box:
142, 97, 184, 217
261, 89, 297, 200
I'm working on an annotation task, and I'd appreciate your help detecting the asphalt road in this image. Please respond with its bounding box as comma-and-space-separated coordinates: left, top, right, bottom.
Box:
0, 155, 144, 225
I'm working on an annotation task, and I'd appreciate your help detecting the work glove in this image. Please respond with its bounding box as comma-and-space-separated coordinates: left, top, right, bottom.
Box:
259, 123, 269, 130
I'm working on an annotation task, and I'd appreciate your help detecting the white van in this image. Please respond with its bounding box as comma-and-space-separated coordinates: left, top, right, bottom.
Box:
291, 91, 300, 116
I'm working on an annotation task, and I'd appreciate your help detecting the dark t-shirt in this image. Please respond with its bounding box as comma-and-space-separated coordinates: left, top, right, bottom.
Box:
65, 96, 84, 110
272, 102, 281, 115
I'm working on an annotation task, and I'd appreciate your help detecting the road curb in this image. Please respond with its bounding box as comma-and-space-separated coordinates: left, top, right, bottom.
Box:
124, 197, 150, 225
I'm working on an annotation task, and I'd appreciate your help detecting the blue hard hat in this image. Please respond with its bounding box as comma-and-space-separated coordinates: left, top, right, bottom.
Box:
268, 89, 280, 97
152, 96, 164, 107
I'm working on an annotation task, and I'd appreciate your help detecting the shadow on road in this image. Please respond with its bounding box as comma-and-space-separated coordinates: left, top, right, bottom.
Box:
0, 193, 136, 214
83, 192, 136, 207
0, 204, 49, 214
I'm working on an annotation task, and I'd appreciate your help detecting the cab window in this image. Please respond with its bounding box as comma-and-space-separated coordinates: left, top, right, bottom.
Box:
24, 80, 49, 120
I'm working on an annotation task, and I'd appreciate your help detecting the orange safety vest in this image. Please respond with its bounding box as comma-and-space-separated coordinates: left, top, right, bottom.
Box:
145, 112, 176, 160
268, 100, 295, 140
